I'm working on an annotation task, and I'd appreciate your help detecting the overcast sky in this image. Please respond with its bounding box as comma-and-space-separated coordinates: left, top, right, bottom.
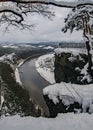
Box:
0, 2, 83, 43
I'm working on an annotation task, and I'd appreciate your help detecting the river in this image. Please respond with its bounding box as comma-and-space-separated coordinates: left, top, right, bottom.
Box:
19, 55, 50, 117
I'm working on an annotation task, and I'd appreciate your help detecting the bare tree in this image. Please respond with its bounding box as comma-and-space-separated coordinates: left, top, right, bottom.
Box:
0, 2, 54, 30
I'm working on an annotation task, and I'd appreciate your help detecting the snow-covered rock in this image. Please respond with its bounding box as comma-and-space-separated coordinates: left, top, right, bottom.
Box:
43, 82, 93, 113
0, 53, 17, 65
0, 53, 22, 86
15, 68, 22, 86
55, 48, 87, 56
35, 54, 55, 84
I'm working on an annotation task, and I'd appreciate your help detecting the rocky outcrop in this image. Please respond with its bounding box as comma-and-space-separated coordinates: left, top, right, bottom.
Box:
44, 95, 81, 117
54, 52, 92, 84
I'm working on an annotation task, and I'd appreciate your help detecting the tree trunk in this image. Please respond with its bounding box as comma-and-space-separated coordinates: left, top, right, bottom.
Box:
85, 41, 93, 78
83, 17, 93, 80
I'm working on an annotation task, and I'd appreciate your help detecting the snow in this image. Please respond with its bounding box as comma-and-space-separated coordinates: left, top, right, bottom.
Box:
35, 54, 55, 84
19, 45, 36, 48
15, 68, 22, 86
43, 46, 54, 50
81, 63, 92, 83
0, 52, 14, 65
2, 45, 18, 49
0, 2, 22, 15
0, 96, 4, 110
19, 0, 93, 8
0, 0, 92, 19
43, 82, 93, 113
15, 60, 24, 86
55, 48, 87, 56
1, 113, 93, 130
17, 61, 24, 67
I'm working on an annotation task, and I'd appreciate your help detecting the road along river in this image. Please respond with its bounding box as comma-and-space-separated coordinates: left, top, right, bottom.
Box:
19, 54, 50, 117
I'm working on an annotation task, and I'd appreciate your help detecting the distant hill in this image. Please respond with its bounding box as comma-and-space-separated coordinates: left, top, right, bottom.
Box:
59, 41, 85, 48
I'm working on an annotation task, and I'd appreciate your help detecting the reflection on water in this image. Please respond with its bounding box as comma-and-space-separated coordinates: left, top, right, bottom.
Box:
19, 58, 50, 117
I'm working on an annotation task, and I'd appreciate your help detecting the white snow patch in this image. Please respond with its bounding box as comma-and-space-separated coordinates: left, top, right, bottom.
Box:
1, 113, 93, 130
2, 45, 18, 49
81, 63, 92, 83
15, 68, 22, 86
0, 96, 4, 110
17, 61, 24, 68
35, 54, 55, 84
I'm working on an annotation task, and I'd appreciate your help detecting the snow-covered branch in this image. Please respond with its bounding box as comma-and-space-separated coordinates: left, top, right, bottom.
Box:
0, 2, 54, 29
1, 0, 93, 8
0, 0, 92, 29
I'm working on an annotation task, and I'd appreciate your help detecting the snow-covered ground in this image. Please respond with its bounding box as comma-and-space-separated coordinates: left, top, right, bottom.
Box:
35, 54, 55, 84
0, 113, 93, 130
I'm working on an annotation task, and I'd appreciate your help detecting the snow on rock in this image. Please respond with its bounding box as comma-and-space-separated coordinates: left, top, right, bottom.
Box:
43, 82, 93, 113
17, 61, 24, 68
19, 0, 93, 8
0, 53, 16, 64
15, 68, 22, 86
0, 113, 93, 130
0, 96, 4, 110
55, 48, 87, 56
81, 63, 92, 83
35, 54, 55, 84
0, 2, 22, 15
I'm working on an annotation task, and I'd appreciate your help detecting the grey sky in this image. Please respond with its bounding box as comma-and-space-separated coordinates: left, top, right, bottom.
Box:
0, 5, 83, 43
